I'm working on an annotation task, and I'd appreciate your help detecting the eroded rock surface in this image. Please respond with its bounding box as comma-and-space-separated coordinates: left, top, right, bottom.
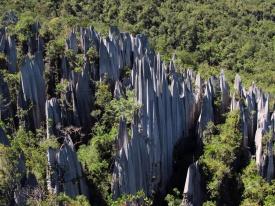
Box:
47, 136, 89, 198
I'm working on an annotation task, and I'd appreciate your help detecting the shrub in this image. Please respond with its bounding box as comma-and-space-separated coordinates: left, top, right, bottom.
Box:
11, 127, 59, 184
165, 188, 182, 206
86, 46, 99, 63
56, 79, 69, 95
0, 144, 21, 205
200, 111, 242, 201
110, 191, 152, 206
79, 83, 140, 202
14, 11, 36, 42
46, 37, 65, 61
241, 160, 275, 206
1, 70, 20, 103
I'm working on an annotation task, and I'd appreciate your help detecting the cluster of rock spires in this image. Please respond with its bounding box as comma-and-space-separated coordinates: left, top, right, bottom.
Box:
182, 75, 275, 206
230, 74, 274, 182
47, 136, 89, 197
0, 28, 17, 73
111, 39, 231, 199
0, 23, 274, 205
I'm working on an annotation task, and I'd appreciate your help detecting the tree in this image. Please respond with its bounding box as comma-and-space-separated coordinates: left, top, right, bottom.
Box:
12, 127, 59, 184
79, 83, 140, 202
13, 11, 36, 42
110, 190, 152, 206
241, 160, 275, 206
200, 111, 243, 203
0, 144, 21, 205
25, 188, 91, 206
165, 188, 182, 206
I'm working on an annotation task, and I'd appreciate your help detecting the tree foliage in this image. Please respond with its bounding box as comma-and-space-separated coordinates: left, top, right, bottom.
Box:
1, 0, 275, 92
11, 127, 59, 184
78, 82, 140, 203
200, 111, 242, 203
111, 191, 152, 206
0, 144, 22, 205
241, 160, 275, 206
165, 188, 182, 206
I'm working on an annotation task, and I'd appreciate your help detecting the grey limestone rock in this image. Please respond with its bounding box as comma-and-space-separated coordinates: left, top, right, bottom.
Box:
255, 128, 265, 175
6, 36, 17, 72
66, 30, 78, 52
46, 98, 61, 138
234, 74, 243, 97
99, 38, 112, 80
0, 28, 17, 72
74, 61, 92, 129
47, 136, 89, 198
0, 28, 6, 52
266, 139, 274, 182
111, 28, 208, 198
0, 126, 9, 146
220, 70, 230, 112
19, 53, 46, 130
194, 74, 203, 121
181, 161, 202, 206
197, 80, 214, 144
114, 80, 124, 99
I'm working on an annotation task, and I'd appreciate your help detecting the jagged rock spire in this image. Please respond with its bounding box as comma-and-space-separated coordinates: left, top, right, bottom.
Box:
182, 161, 202, 206
47, 135, 89, 198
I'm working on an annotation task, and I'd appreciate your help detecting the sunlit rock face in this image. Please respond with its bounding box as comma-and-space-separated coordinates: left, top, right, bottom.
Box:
181, 161, 202, 206
196, 80, 214, 146
18, 53, 46, 130
47, 136, 89, 197
109, 30, 205, 198
229, 74, 275, 182
46, 98, 61, 138
105, 28, 237, 199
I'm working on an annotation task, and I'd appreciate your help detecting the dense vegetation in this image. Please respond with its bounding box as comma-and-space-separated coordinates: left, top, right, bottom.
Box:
0, 125, 91, 205
78, 82, 140, 204
197, 111, 275, 206
0, 82, 140, 206
241, 160, 275, 206
2, 0, 275, 93
200, 111, 244, 205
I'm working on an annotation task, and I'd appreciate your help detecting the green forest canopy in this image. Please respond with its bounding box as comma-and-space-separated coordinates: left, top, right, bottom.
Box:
1, 0, 275, 93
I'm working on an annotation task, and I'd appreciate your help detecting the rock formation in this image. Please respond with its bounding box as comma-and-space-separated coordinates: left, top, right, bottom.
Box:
0, 28, 17, 73
47, 136, 89, 197
96, 27, 275, 199
18, 53, 46, 130
230, 75, 274, 181
46, 98, 61, 138
181, 162, 202, 206
0, 23, 273, 204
